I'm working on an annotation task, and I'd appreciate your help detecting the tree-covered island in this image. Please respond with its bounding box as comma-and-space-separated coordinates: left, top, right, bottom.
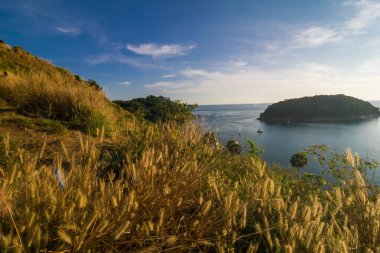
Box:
259, 94, 380, 122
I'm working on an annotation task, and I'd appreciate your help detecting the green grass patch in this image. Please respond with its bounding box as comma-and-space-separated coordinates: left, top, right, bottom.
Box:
0, 113, 66, 134
0, 99, 11, 109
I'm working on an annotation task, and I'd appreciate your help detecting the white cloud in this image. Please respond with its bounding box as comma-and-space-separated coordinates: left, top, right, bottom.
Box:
55, 27, 81, 35
144, 82, 176, 89
293, 26, 342, 48
182, 69, 222, 78
162, 74, 176, 79
265, 1, 380, 52
126, 43, 196, 58
118, 81, 131, 86
230, 60, 248, 67
345, 0, 380, 33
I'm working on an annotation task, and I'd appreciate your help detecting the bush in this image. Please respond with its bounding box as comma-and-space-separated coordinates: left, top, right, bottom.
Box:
290, 152, 308, 168
226, 139, 242, 155
86, 79, 102, 90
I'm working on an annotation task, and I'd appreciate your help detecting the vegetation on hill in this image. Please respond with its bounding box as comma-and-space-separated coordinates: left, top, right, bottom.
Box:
0, 41, 128, 136
259, 94, 380, 122
1, 40, 380, 252
114, 95, 197, 123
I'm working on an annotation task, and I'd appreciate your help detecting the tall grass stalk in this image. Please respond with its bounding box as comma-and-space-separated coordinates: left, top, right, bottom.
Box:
0, 121, 379, 251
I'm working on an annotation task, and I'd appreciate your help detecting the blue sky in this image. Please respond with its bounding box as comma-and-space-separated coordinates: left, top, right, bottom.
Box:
1, 0, 380, 104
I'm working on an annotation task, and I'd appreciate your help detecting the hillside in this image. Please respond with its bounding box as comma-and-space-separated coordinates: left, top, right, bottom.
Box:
259, 94, 380, 122
0, 40, 128, 136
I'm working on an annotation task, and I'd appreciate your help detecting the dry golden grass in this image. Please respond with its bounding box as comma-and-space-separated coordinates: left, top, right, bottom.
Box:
0, 44, 129, 136
0, 121, 380, 252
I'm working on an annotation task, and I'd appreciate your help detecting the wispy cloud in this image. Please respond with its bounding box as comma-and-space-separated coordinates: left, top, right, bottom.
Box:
265, 1, 380, 52
118, 81, 131, 86
86, 53, 170, 69
229, 60, 248, 67
55, 27, 81, 35
144, 81, 176, 88
162, 74, 176, 78
126, 43, 196, 58
345, 0, 380, 33
87, 43, 196, 68
292, 26, 342, 48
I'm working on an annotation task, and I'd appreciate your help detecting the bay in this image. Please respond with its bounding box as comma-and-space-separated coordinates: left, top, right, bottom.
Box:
194, 102, 380, 183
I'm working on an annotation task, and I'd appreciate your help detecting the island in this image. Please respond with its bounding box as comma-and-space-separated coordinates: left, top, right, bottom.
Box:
258, 94, 380, 122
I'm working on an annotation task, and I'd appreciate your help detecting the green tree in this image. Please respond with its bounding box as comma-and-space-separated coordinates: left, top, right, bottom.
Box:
114, 95, 197, 124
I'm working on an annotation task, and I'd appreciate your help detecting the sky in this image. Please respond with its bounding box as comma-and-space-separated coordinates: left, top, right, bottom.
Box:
1, 0, 380, 104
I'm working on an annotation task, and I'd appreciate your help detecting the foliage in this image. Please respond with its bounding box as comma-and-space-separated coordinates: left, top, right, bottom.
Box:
290, 152, 308, 168
259, 94, 380, 121
246, 138, 264, 158
86, 79, 102, 90
203, 131, 217, 144
114, 95, 197, 124
302, 144, 378, 182
226, 139, 242, 155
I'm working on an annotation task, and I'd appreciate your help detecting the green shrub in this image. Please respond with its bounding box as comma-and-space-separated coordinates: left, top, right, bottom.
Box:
290, 152, 308, 168
246, 138, 264, 158
226, 139, 242, 155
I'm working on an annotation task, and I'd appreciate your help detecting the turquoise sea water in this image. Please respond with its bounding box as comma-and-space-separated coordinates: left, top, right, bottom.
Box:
195, 102, 380, 183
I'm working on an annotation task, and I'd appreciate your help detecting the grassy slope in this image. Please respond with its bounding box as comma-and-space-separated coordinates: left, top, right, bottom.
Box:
0, 41, 131, 137
0, 41, 380, 252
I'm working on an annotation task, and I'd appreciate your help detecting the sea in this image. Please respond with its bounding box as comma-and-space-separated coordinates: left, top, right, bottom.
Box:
194, 102, 380, 184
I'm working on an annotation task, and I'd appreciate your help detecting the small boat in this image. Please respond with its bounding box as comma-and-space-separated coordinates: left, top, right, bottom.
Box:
257, 129, 264, 134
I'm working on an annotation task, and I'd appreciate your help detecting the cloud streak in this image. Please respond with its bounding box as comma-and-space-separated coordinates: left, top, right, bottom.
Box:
162, 74, 176, 78
118, 81, 131, 86
345, 0, 380, 33
292, 26, 342, 48
127, 43, 196, 58
86, 53, 170, 69
55, 27, 81, 35
145, 81, 176, 88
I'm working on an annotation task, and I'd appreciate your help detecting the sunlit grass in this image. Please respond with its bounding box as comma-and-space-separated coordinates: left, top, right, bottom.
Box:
0, 121, 379, 252
0, 44, 129, 136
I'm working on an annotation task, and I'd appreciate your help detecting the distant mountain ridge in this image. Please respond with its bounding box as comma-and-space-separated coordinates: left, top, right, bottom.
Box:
259, 94, 380, 122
